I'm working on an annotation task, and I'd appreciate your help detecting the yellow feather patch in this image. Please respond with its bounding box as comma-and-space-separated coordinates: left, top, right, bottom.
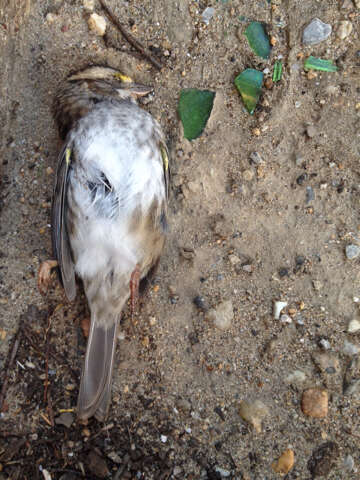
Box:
113, 73, 133, 83
160, 144, 168, 171
65, 148, 71, 165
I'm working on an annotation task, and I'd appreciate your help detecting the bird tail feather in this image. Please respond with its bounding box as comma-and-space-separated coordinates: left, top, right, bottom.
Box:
77, 316, 118, 421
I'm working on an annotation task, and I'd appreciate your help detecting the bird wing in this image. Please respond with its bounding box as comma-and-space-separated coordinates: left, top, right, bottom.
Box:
51, 141, 76, 301
159, 140, 170, 200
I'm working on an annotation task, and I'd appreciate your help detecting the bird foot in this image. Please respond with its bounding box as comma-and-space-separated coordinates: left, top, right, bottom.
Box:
38, 260, 58, 295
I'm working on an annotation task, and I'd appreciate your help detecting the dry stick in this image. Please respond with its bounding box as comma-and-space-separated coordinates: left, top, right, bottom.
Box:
98, 0, 163, 70
0, 323, 22, 412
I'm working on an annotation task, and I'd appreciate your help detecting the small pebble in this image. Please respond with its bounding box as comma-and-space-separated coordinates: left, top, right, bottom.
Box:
238, 399, 269, 433
55, 412, 74, 428
228, 254, 241, 265
343, 454, 355, 472
83, 0, 95, 12
88, 13, 106, 36
193, 295, 208, 312
312, 352, 339, 374
301, 388, 328, 418
303, 18, 332, 45
214, 466, 231, 478
243, 169, 254, 181
272, 449, 295, 475
201, 7, 215, 24
297, 173, 307, 185
273, 300, 287, 320
337, 20, 353, 40
249, 151, 263, 165
306, 186, 315, 203
160, 435, 167, 443
286, 370, 306, 383
346, 244, 360, 260
207, 300, 234, 331
313, 280, 322, 291
348, 319, 360, 333
242, 264, 254, 273
46, 13, 57, 24
343, 340, 359, 356
306, 125, 317, 138
280, 314, 292, 324
319, 338, 331, 350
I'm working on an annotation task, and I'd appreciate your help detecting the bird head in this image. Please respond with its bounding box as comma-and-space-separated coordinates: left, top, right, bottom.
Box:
68, 66, 153, 101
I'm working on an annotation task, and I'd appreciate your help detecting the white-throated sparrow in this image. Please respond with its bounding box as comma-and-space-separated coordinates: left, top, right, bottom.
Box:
40, 66, 170, 421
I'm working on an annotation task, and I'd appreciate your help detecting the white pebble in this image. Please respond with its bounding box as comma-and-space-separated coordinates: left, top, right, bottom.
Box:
83, 0, 95, 12
280, 314, 292, 324
273, 300, 287, 320
337, 20, 353, 40
348, 319, 360, 333
343, 340, 360, 356
88, 13, 106, 36
286, 370, 307, 383
319, 339, 331, 350
201, 7, 215, 24
343, 454, 355, 472
160, 435, 167, 443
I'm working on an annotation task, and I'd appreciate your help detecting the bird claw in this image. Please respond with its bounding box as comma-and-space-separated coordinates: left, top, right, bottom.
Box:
38, 260, 58, 295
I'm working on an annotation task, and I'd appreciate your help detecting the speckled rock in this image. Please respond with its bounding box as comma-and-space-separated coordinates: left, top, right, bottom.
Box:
207, 300, 234, 331
238, 399, 269, 433
301, 388, 328, 418
337, 20, 353, 40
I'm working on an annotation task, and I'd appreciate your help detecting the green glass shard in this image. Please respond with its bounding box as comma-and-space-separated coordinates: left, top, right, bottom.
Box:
304, 56, 338, 72
235, 69, 263, 114
245, 22, 270, 59
272, 60, 283, 82
178, 89, 216, 141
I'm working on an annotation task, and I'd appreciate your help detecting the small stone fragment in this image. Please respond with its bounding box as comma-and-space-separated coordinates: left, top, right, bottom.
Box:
273, 300, 287, 320
308, 442, 339, 477
343, 340, 359, 356
242, 264, 254, 273
346, 244, 360, 260
272, 449, 295, 475
201, 7, 215, 24
306, 125, 317, 138
303, 18, 332, 45
286, 370, 306, 384
243, 169, 254, 181
312, 280, 322, 291
306, 186, 315, 203
207, 300, 234, 331
228, 254, 241, 265
318, 338, 331, 350
301, 388, 328, 418
348, 319, 360, 333
249, 151, 263, 165
238, 399, 269, 433
83, 0, 95, 12
55, 412, 74, 428
337, 21, 353, 40
193, 295, 209, 312
46, 13, 57, 23
214, 466, 231, 478
343, 454, 355, 472
343, 357, 360, 396
88, 13, 106, 36
312, 352, 339, 374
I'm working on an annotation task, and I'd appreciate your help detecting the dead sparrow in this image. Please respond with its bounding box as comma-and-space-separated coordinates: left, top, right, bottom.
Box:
40, 66, 170, 421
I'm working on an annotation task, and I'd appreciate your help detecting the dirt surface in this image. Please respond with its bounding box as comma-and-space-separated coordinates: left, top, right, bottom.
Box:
1, 0, 360, 479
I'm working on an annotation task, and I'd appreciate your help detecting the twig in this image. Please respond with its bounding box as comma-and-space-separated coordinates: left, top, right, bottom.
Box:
98, 0, 163, 70
84, 422, 114, 442
0, 323, 22, 412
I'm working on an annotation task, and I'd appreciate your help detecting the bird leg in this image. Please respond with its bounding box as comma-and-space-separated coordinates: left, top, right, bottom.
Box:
130, 264, 141, 321
38, 260, 58, 295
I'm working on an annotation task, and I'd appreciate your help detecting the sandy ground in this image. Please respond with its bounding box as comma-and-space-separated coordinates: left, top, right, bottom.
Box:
0, 0, 360, 479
